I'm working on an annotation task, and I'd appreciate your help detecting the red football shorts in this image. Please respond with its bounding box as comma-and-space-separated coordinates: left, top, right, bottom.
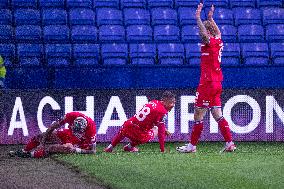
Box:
195, 81, 222, 108
55, 129, 80, 146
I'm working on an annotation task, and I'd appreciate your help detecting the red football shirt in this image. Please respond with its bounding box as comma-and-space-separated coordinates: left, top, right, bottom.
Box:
200, 37, 224, 83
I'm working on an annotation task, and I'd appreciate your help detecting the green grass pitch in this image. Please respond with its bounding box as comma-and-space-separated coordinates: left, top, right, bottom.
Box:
55, 142, 284, 189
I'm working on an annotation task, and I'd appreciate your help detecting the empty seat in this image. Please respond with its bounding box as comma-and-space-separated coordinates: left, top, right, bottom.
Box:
219, 25, 237, 42
222, 43, 241, 65
15, 25, 42, 42
43, 25, 70, 43
151, 8, 178, 25
42, 9, 67, 25
11, 0, 37, 8
39, 0, 65, 7
129, 43, 156, 64
270, 43, 284, 65
262, 8, 284, 25
266, 24, 284, 42
175, 0, 200, 8
203, 0, 228, 7
230, 0, 255, 8
148, 0, 174, 8
0, 44, 15, 66
0, 0, 9, 8
184, 43, 201, 65
126, 25, 152, 42
69, 8, 95, 25
181, 25, 200, 42
257, 0, 282, 8
71, 25, 97, 42
121, 0, 146, 8
233, 8, 261, 25
124, 8, 150, 25
93, 0, 120, 8
0, 9, 12, 25
14, 9, 40, 25
205, 8, 234, 25
101, 43, 128, 64
241, 43, 269, 65
178, 7, 205, 26
17, 44, 43, 66
154, 25, 180, 42
0, 25, 13, 42
66, 0, 92, 8
96, 8, 123, 26
99, 25, 125, 42
238, 24, 264, 42
45, 44, 71, 66
73, 44, 100, 65
158, 43, 184, 64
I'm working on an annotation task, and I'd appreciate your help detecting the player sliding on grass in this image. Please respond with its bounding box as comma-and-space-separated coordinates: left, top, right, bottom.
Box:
177, 3, 236, 153
9, 112, 97, 158
104, 91, 176, 153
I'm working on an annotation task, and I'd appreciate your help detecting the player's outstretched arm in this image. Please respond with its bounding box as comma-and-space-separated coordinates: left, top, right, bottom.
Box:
208, 5, 221, 38
40, 119, 62, 146
157, 122, 166, 152
196, 3, 209, 44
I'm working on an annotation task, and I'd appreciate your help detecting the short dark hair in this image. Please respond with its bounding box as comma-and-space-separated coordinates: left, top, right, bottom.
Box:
161, 91, 175, 100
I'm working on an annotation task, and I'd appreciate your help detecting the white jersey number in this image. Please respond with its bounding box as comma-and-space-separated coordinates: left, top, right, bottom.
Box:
218, 45, 223, 63
135, 106, 151, 121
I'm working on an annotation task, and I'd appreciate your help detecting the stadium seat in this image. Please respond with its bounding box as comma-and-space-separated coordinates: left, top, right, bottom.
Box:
262, 8, 284, 25
158, 43, 184, 64
178, 7, 205, 26
101, 43, 128, 64
257, 0, 282, 8
17, 44, 43, 66
45, 44, 71, 66
129, 43, 156, 64
0, 0, 9, 8
69, 8, 95, 25
205, 8, 234, 25
121, 0, 147, 8
96, 8, 123, 26
14, 9, 40, 25
154, 25, 180, 42
241, 43, 269, 65
151, 8, 178, 26
222, 43, 241, 65
148, 0, 174, 8
66, 0, 92, 8
0, 44, 15, 66
219, 25, 237, 42
0, 25, 13, 42
184, 43, 201, 65
93, 0, 119, 8
43, 25, 70, 43
73, 44, 100, 65
233, 8, 261, 26
15, 25, 42, 42
39, 0, 65, 8
99, 25, 125, 42
124, 8, 150, 25
126, 25, 152, 42
175, 0, 199, 8
71, 25, 97, 43
266, 24, 284, 42
11, 0, 37, 8
270, 43, 284, 65
238, 24, 264, 42
181, 25, 200, 42
203, 0, 229, 7
0, 9, 12, 25
230, 0, 256, 8
42, 9, 67, 25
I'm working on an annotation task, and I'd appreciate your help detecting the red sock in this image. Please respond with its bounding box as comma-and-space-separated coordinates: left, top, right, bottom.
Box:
31, 148, 46, 158
24, 136, 40, 152
111, 130, 125, 147
218, 117, 232, 142
190, 121, 204, 146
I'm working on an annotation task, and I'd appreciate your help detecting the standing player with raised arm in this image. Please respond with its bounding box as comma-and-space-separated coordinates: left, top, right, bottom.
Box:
177, 3, 236, 153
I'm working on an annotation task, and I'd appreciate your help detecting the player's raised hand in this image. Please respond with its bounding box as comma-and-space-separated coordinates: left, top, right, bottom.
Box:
208, 5, 215, 21
165, 130, 172, 137
196, 3, 203, 19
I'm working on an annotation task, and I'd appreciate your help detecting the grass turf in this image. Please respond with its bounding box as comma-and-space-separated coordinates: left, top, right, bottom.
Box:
55, 142, 284, 189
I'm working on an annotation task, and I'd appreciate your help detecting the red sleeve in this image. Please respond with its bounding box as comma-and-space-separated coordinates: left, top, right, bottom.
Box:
157, 122, 166, 152
59, 112, 83, 125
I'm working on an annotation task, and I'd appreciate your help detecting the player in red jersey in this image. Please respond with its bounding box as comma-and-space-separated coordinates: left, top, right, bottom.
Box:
177, 3, 236, 153
9, 112, 97, 158
104, 91, 176, 153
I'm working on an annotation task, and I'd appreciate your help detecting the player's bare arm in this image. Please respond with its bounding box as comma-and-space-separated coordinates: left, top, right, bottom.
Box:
196, 3, 209, 44
208, 5, 221, 38
39, 119, 62, 146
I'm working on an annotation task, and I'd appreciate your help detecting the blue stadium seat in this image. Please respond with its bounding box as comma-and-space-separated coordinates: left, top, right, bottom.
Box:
0, 25, 12, 42
0, 44, 15, 66
11, 0, 37, 8
233, 8, 261, 26
205, 8, 234, 25
154, 25, 180, 42
129, 43, 156, 64
241, 43, 269, 65
14, 9, 40, 25
126, 25, 152, 42
99, 25, 125, 42
151, 8, 178, 25
257, 0, 282, 8
39, 0, 65, 8
69, 8, 95, 25
181, 25, 200, 42
66, 0, 92, 8
71, 25, 97, 42
270, 43, 284, 65
17, 44, 43, 66
93, 0, 119, 8
121, 0, 146, 8
203, 0, 229, 7
262, 8, 284, 25
222, 43, 241, 65
73, 44, 100, 65
184, 43, 201, 65
175, 0, 199, 8
15, 25, 42, 42
43, 25, 70, 43
101, 43, 128, 64
124, 8, 150, 25
96, 8, 123, 26
148, 0, 174, 8
42, 9, 67, 25
158, 43, 184, 64
0, 9, 12, 25
230, 0, 256, 8
178, 7, 205, 26
238, 24, 264, 42
0, 0, 9, 8
219, 25, 237, 42
266, 24, 284, 42
45, 44, 71, 66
